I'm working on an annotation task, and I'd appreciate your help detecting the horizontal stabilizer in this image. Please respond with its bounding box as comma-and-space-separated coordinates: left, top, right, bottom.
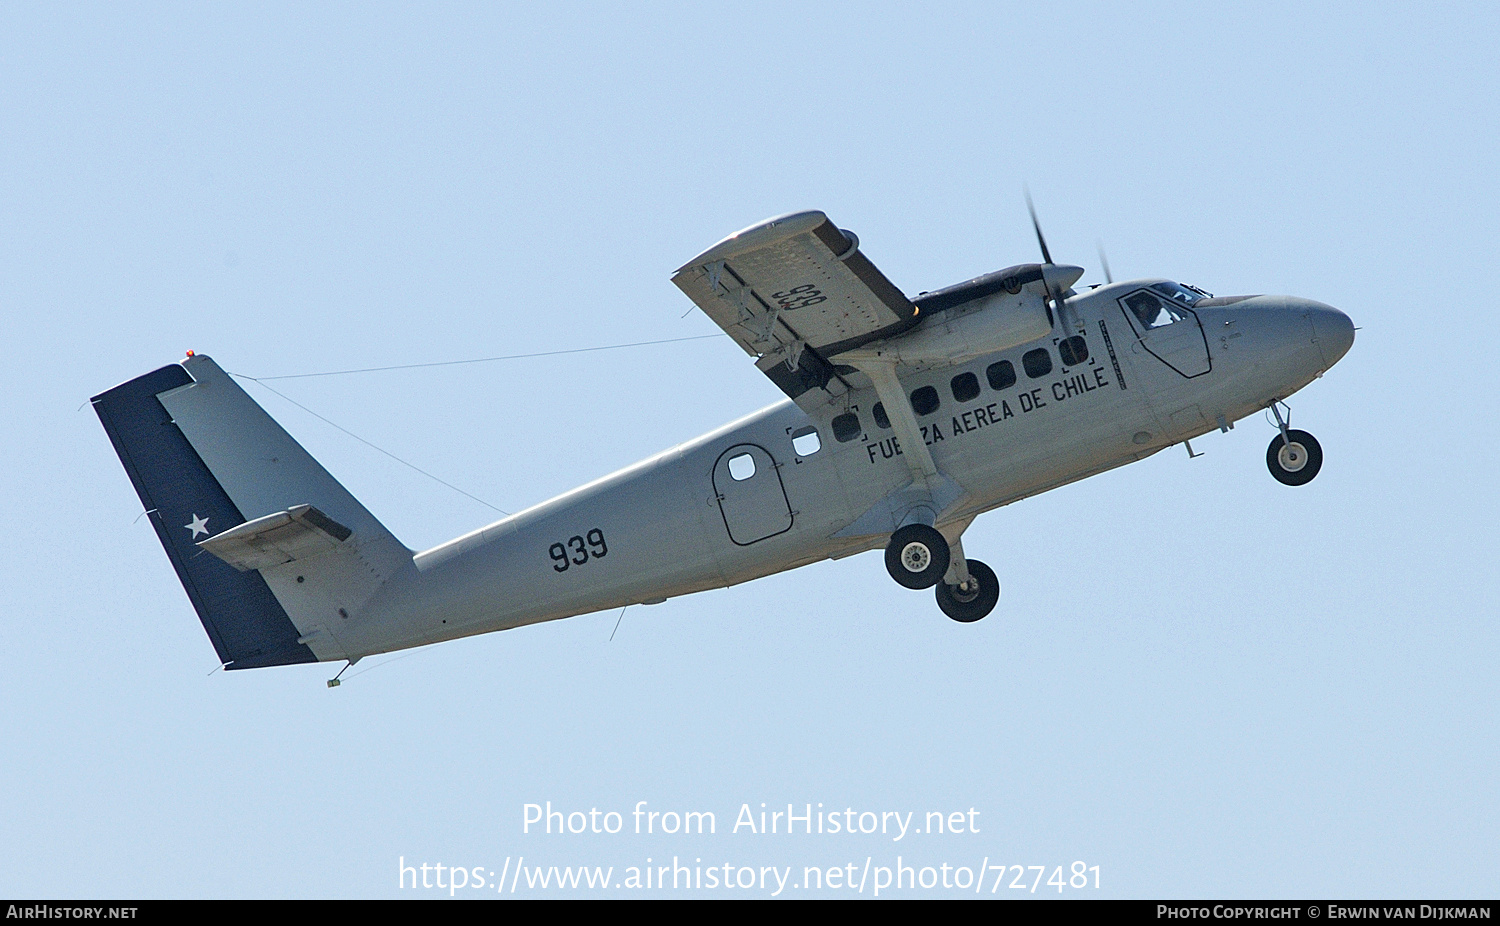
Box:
198, 504, 353, 572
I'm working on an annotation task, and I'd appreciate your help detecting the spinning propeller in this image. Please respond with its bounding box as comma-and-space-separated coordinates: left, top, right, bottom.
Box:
1024, 189, 1086, 335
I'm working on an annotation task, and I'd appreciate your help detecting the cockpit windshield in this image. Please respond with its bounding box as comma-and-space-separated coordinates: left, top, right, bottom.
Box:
1150, 281, 1212, 306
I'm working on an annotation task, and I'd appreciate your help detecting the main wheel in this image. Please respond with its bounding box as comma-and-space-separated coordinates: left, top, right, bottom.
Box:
884, 524, 950, 589
935, 559, 1000, 622
1266, 429, 1323, 486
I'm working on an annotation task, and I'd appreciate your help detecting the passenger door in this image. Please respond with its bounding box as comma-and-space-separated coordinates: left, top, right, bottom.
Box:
712, 444, 794, 545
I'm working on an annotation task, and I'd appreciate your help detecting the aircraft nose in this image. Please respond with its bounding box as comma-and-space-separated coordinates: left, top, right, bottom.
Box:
1294, 299, 1355, 367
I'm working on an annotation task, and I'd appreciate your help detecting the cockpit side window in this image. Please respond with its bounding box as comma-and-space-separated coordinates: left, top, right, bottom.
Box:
1123, 290, 1188, 330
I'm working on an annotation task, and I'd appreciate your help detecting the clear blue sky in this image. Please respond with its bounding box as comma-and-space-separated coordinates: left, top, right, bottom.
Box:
2, 2, 1496, 898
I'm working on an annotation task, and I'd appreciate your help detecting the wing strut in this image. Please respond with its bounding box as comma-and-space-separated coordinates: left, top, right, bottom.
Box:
834, 353, 968, 555
850, 356, 939, 486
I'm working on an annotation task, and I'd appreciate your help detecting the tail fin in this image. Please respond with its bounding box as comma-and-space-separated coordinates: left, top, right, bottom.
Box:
92, 355, 413, 670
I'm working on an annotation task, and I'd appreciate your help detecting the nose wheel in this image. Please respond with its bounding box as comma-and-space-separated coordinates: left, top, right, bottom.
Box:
935, 559, 1000, 622
1266, 429, 1323, 485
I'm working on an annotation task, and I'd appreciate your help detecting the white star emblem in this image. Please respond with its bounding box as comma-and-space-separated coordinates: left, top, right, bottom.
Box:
185, 514, 210, 539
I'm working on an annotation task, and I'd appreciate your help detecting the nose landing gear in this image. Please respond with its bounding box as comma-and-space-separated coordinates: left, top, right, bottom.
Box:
1265, 402, 1323, 486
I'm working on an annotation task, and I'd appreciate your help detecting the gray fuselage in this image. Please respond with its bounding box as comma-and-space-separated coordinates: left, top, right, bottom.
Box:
335, 282, 1354, 658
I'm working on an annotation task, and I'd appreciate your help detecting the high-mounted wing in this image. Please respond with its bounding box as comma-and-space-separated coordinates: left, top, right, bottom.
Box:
672, 211, 919, 409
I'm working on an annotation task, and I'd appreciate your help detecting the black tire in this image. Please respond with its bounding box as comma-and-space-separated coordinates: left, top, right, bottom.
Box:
1266, 429, 1323, 486
935, 559, 1000, 622
884, 524, 950, 589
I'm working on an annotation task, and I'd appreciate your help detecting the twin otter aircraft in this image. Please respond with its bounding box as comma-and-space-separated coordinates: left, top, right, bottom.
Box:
95, 209, 1354, 678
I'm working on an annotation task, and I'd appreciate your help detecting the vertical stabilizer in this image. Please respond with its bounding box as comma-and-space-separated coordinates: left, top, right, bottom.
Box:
93, 356, 413, 669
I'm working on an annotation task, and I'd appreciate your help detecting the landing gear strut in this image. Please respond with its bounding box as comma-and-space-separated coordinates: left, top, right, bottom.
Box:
1265, 403, 1323, 486
935, 559, 1000, 622
884, 524, 949, 589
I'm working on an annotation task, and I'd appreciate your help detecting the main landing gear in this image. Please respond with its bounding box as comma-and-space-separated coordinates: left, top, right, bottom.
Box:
935, 560, 1000, 623
884, 524, 949, 589
1265, 402, 1323, 486
883, 524, 1001, 622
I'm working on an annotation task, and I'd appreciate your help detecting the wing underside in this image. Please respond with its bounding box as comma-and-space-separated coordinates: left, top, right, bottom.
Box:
672, 211, 920, 410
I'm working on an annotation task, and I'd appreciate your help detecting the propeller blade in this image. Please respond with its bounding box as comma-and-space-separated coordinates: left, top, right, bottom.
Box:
1024, 187, 1054, 266
1026, 186, 1074, 331
1097, 241, 1113, 284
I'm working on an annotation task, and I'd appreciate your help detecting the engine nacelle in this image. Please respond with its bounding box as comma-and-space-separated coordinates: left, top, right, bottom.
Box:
834, 287, 1053, 368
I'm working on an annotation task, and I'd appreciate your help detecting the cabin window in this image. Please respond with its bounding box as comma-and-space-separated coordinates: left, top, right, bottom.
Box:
910, 385, 940, 416
950, 371, 980, 403
728, 453, 756, 480
1023, 348, 1053, 379
831, 412, 862, 443
791, 425, 821, 456
872, 402, 890, 429
986, 360, 1016, 391
1058, 335, 1089, 366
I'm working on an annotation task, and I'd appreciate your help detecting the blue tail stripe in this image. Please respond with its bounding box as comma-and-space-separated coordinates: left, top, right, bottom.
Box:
93, 364, 316, 670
